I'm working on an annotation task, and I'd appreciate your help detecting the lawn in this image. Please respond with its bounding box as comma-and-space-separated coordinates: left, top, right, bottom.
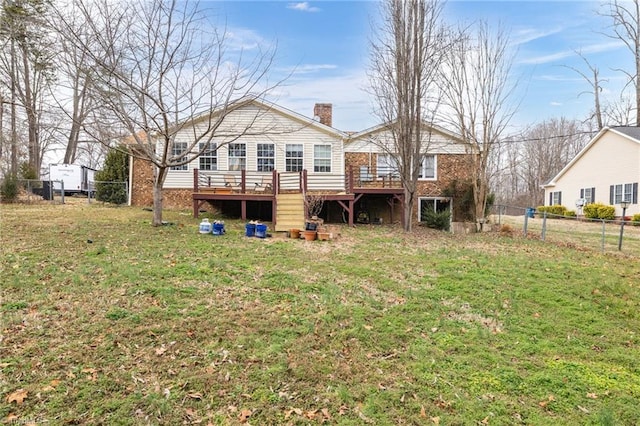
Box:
1, 201, 640, 425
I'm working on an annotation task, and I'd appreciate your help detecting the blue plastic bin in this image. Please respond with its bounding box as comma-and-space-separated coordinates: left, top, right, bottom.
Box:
526, 208, 535, 218
255, 224, 267, 238
245, 223, 256, 237
212, 222, 225, 235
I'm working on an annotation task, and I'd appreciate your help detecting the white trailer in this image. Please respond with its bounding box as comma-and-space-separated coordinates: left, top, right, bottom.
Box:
49, 163, 96, 195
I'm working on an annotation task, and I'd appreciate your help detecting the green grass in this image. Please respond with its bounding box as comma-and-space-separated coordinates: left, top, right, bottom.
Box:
1, 202, 640, 425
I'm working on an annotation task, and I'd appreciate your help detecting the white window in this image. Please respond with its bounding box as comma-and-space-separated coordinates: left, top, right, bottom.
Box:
549, 191, 561, 205
377, 154, 399, 178
286, 144, 303, 172
228, 143, 246, 171
257, 143, 275, 172
624, 183, 633, 204
199, 142, 217, 171
418, 197, 451, 221
580, 187, 594, 204
314, 145, 331, 173
170, 142, 188, 171
419, 155, 436, 179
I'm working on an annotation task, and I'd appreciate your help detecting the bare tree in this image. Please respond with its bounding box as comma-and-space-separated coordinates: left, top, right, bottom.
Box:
0, 0, 54, 177
440, 22, 518, 230
602, 0, 640, 125
57, 0, 281, 226
49, 5, 96, 165
368, 0, 448, 232
490, 118, 591, 208
603, 93, 635, 125
565, 51, 606, 130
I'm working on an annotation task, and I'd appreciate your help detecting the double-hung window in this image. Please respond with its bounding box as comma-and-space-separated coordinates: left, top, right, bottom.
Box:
549, 191, 562, 205
257, 143, 275, 172
610, 183, 638, 204
170, 142, 188, 170
199, 142, 217, 171
419, 155, 436, 179
228, 143, 246, 171
579, 187, 595, 204
286, 144, 303, 172
377, 154, 399, 178
314, 145, 331, 173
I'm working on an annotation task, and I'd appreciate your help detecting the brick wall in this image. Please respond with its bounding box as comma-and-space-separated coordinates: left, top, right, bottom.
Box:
130, 156, 195, 210
130, 157, 154, 207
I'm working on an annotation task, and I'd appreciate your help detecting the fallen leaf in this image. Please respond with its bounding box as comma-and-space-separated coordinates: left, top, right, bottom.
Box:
238, 409, 252, 423
6, 389, 28, 405
5, 414, 18, 422
533, 312, 541, 318
420, 405, 427, 418
586, 393, 598, 399
431, 416, 440, 424
321, 408, 331, 419
187, 392, 203, 400
481, 416, 490, 424
363, 324, 373, 330
155, 345, 167, 356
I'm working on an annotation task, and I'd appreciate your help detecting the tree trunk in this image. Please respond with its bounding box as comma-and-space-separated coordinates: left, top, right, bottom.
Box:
152, 165, 168, 226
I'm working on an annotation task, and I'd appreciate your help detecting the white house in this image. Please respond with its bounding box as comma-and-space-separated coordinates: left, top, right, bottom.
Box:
542, 126, 640, 217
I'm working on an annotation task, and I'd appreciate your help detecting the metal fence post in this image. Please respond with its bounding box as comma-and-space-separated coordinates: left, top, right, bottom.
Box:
541, 212, 547, 241
601, 220, 605, 253
61, 181, 65, 204
523, 211, 529, 237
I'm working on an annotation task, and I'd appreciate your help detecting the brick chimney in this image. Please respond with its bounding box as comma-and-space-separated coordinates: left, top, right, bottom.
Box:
313, 103, 332, 127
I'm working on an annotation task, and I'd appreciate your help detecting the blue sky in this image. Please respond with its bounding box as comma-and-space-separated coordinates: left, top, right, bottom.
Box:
210, 1, 631, 133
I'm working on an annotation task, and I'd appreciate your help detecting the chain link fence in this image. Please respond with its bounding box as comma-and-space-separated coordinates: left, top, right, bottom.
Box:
491, 205, 640, 255
5, 179, 128, 205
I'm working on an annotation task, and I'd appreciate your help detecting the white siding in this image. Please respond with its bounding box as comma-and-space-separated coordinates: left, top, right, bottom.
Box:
545, 131, 640, 216
162, 103, 345, 190
346, 128, 466, 154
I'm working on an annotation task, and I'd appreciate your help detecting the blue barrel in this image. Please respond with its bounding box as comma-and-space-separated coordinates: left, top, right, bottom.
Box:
526, 208, 535, 218
212, 222, 225, 235
245, 223, 256, 237
255, 224, 267, 238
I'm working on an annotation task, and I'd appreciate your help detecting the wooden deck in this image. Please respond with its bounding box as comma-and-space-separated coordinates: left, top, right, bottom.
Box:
192, 168, 404, 227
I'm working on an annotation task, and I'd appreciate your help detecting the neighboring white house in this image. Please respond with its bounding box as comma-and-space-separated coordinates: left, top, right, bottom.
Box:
542, 126, 640, 217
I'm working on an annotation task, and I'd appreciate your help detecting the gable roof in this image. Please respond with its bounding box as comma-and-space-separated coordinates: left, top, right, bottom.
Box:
347, 120, 463, 143
176, 96, 347, 139
611, 126, 640, 140
542, 126, 640, 188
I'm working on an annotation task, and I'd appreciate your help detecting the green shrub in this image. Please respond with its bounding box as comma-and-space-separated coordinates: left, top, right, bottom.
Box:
421, 207, 451, 231
631, 214, 640, 226
564, 210, 576, 218
536, 205, 568, 217
0, 176, 18, 202
95, 146, 129, 205
583, 203, 616, 220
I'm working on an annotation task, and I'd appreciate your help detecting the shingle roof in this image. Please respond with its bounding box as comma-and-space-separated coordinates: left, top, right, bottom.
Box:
612, 126, 640, 141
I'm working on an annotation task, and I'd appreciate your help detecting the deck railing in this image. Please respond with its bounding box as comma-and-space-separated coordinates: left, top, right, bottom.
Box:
193, 167, 403, 195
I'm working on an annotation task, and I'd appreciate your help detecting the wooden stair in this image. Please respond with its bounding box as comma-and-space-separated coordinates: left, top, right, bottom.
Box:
275, 193, 305, 232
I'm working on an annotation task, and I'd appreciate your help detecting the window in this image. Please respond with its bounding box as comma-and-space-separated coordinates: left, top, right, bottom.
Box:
199, 142, 217, 171
286, 144, 303, 172
257, 143, 275, 172
549, 191, 561, 205
610, 183, 638, 204
228, 143, 246, 171
170, 142, 188, 171
314, 145, 331, 173
418, 198, 451, 222
419, 155, 436, 179
580, 187, 595, 204
377, 154, 399, 178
